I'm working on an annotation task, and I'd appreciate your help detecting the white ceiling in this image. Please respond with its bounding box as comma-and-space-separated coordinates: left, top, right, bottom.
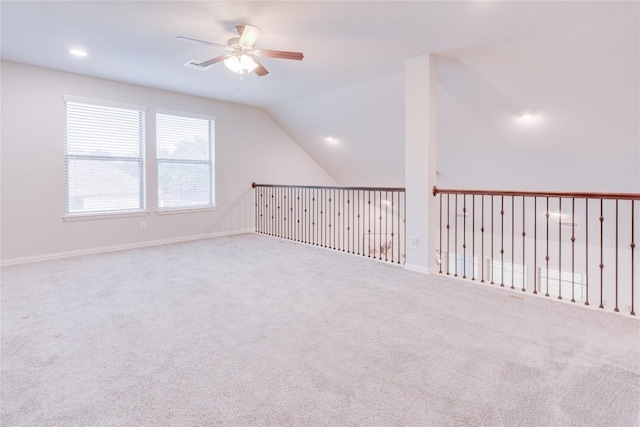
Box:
1, 1, 635, 109
2, 1, 638, 189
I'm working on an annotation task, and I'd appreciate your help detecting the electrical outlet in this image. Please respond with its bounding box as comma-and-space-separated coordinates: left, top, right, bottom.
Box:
139, 221, 146, 230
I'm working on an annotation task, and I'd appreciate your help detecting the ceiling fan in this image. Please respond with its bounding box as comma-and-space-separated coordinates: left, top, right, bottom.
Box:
176, 24, 304, 77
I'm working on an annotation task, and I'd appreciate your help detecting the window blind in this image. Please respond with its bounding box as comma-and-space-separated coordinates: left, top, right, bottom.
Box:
538, 267, 587, 301
65, 100, 144, 214
156, 113, 214, 209
486, 259, 528, 289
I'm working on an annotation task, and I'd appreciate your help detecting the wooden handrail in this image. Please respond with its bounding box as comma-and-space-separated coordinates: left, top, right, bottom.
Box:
252, 182, 405, 192
433, 186, 640, 200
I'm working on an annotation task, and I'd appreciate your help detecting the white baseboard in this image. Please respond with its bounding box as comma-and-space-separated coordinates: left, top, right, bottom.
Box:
0, 229, 254, 267
404, 263, 435, 275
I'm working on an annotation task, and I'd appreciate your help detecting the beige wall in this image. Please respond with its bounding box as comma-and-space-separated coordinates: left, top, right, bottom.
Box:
0, 61, 336, 262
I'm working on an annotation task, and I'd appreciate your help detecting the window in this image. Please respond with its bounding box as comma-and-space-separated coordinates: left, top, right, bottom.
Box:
65, 98, 145, 214
442, 251, 478, 278
486, 259, 528, 289
156, 112, 215, 209
538, 267, 587, 301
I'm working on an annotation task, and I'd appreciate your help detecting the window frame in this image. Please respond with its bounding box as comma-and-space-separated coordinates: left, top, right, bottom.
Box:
63, 95, 147, 220
154, 108, 216, 212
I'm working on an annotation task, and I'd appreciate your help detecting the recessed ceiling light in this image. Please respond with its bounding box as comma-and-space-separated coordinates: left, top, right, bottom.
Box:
519, 110, 537, 120
69, 48, 88, 57
325, 136, 338, 144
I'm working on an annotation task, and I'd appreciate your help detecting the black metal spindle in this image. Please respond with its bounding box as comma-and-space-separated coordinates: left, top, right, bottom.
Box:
463, 194, 467, 279
585, 199, 589, 306
314, 188, 317, 245
500, 195, 504, 287
472, 195, 475, 281
378, 190, 383, 259
571, 198, 576, 302
491, 195, 494, 284
533, 197, 537, 294
481, 195, 485, 283
384, 191, 388, 260
390, 191, 395, 262
337, 190, 341, 251
558, 197, 562, 300
447, 194, 451, 275
368, 191, 371, 257
455, 194, 458, 277
522, 196, 526, 292
439, 193, 443, 274
599, 199, 604, 309
545, 197, 550, 297
357, 191, 361, 255
511, 196, 514, 290
615, 199, 619, 312
631, 200, 636, 316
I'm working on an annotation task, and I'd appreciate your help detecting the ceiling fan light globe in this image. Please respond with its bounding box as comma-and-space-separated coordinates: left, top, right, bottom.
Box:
224, 55, 257, 74
224, 56, 242, 73
241, 55, 258, 73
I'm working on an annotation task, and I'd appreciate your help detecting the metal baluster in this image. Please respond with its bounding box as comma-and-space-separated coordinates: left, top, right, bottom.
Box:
631, 200, 636, 315
491, 195, 494, 284
391, 191, 395, 262
463, 194, 467, 279
447, 194, 451, 275
481, 195, 485, 283
500, 195, 504, 287
522, 196, 526, 292
312, 189, 316, 245
585, 199, 589, 306
472, 194, 475, 281
571, 198, 576, 302
599, 199, 604, 309
455, 194, 458, 277
545, 197, 550, 297
385, 191, 389, 262
368, 191, 371, 257
533, 197, 537, 294
439, 193, 443, 274
558, 197, 562, 300
615, 199, 619, 312
357, 190, 361, 255
379, 191, 383, 260
511, 196, 515, 290
337, 190, 341, 250
403, 191, 406, 265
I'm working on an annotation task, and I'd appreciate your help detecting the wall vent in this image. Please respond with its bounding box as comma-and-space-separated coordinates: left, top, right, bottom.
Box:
184, 60, 213, 70
559, 220, 580, 229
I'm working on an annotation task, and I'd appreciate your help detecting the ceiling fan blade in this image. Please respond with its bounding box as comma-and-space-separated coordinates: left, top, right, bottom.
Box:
252, 59, 269, 77
238, 24, 262, 48
199, 54, 231, 68
175, 36, 227, 49
253, 49, 304, 61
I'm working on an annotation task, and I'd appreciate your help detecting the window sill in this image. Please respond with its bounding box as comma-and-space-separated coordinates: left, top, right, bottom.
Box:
63, 210, 150, 222
155, 206, 217, 216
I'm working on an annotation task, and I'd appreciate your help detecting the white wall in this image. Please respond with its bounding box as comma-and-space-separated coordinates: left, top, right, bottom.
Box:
268, 72, 405, 187
436, 10, 639, 193
265, 8, 639, 195
0, 61, 335, 262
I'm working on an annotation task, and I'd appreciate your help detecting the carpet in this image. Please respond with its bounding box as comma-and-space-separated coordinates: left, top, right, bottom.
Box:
2, 233, 639, 426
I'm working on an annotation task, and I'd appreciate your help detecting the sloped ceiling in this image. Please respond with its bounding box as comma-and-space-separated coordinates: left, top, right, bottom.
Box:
1, 1, 638, 189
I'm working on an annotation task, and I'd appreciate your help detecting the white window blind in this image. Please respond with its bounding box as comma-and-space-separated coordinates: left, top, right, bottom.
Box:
538, 267, 587, 301
156, 113, 214, 209
486, 259, 528, 289
65, 100, 145, 214
443, 251, 478, 278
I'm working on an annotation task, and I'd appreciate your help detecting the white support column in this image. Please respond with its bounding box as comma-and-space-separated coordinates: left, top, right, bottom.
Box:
404, 54, 438, 274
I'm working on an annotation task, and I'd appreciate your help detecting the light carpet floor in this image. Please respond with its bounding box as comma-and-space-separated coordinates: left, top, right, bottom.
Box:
1, 233, 639, 426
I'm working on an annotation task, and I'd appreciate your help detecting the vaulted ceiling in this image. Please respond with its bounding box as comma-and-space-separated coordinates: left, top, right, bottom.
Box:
2, 1, 638, 188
